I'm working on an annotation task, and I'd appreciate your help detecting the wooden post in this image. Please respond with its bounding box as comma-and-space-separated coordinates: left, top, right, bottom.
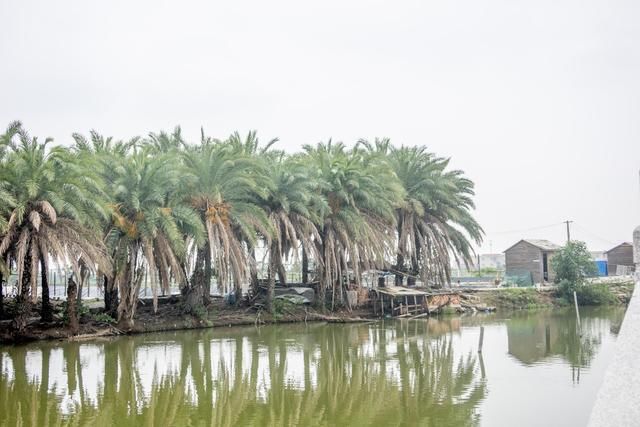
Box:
573, 291, 582, 335
390, 297, 394, 316
381, 294, 384, 316
478, 326, 485, 353
545, 325, 551, 354
373, 293, 377, 316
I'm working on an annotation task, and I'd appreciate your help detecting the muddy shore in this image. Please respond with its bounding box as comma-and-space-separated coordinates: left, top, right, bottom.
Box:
0, 281, 634, 345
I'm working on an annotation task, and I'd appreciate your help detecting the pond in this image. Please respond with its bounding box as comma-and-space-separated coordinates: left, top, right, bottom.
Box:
0, 307, 626, 426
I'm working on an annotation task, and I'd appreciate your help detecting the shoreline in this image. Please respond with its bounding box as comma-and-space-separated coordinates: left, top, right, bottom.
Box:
1, 282, 634, 345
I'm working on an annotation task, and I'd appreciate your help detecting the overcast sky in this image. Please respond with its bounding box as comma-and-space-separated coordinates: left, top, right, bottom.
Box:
1, 0, 639, 253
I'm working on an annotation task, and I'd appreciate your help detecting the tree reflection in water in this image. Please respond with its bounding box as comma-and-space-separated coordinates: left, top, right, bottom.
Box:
0, 307, 626, 426
505, 306, 626, 383
0, 318, 489, 426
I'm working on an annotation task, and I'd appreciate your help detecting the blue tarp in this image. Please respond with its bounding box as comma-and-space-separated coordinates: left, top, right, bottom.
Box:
595, 260, 608, 276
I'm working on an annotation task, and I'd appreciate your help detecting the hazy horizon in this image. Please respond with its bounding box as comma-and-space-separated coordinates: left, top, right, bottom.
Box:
2, 0, 639, 253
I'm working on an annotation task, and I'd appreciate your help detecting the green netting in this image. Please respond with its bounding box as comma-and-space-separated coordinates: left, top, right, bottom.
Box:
503, 270, 534, 287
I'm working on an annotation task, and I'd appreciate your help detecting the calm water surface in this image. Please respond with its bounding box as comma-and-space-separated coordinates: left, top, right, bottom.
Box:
0, 307, 626, 426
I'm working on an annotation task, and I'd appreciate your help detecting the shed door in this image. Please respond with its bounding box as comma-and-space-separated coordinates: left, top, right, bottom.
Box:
542, 253, 549, 281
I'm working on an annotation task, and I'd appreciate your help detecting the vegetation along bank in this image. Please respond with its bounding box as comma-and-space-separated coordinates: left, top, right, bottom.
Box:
0, 122, 632, 344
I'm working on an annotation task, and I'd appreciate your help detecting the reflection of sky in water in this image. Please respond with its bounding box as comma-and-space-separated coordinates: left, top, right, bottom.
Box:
1, 352, 14, 381
0, 307, 626, 426
137, 343, 182, 400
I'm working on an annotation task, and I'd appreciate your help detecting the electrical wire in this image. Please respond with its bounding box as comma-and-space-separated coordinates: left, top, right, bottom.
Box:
572, 222, 617, 247
485, 222, 565, 235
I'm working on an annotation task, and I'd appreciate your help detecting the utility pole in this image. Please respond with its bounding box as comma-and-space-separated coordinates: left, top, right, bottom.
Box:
564, 220, 573, 243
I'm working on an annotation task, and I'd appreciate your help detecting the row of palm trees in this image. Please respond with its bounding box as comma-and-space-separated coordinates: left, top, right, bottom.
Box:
0, 122, 482, 331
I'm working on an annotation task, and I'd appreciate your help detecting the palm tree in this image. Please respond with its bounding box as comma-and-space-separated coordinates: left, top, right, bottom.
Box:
0, 125, 111, 330
71, 130, 140, 317
262, 153, 325, 312
106, 149, 203, 329
360, 139, 483, 286
0, 122, 21, 317
181, 135, 270, 311
302, 141, 403, 310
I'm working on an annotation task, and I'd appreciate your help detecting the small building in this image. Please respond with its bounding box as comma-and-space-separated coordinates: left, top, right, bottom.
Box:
504, 239, 562, 284
605, 242, 634, 276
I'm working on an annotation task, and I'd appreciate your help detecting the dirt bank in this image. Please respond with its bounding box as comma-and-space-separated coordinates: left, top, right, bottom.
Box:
0, 297, 373, 344
1, 280, 634, 345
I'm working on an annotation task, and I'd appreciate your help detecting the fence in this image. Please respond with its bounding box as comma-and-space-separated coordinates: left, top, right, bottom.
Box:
502, 270, 534, 287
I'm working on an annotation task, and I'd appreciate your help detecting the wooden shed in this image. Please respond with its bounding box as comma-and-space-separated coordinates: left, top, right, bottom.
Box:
504, 239, 561, 284
605, 242, 634, 276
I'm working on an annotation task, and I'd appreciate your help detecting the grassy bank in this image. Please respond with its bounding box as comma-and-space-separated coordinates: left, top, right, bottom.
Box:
463, 280, 635, 311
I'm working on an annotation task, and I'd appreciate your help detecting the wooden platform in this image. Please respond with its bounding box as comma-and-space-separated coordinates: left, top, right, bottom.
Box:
372, 286, 461, 317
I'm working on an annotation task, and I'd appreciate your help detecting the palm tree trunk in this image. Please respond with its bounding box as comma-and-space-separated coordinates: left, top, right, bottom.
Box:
77, 263, 88, 304
184, 247, 205, 315
316, 230, 327, 311
40, 256, 52, 322
103, 273, 118, 318
247, 242, 260, 295
12, 246, 32, 333
203, 246, 212, 304
117, 249, 144, 330
302, 246, 309, 285
395, 252, 405, 286
395, 216, 404, 286
276, 245, 287, 286
248, 244, 259, 295
267, 243, 277, 313
66, 275, 79, 335
0, 268, 4, 318
408, 238, 420, 287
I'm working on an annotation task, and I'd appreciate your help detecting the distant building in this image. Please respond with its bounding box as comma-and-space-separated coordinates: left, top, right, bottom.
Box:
504, 239, 562, 284
478, 253, 506, 270
605, 242, 634, 276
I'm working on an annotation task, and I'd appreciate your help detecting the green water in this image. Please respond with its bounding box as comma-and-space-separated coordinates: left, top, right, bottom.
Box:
0, 307, 626, 426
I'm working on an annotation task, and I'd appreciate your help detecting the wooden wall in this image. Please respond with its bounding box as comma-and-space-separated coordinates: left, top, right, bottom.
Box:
607, 244, 634, 275
505, 241, 543, 284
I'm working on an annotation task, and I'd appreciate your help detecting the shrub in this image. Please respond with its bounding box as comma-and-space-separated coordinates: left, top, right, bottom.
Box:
191, 304, 208, 320
91, 312, 116, 325
557, 279, 616, 306
551, 241, 597, 284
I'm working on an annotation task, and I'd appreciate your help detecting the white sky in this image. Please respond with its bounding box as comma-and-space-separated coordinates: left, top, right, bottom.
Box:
1, 0, 639, 253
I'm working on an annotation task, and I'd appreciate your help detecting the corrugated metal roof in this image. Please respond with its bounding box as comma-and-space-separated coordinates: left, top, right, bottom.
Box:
504, 239, 562, 252
605, 242, 633, 254
523, 239, 562, 251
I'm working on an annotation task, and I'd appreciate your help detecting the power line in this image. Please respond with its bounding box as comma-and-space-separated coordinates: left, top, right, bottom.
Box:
572, 223, 617, 247
486, 222, 565, 235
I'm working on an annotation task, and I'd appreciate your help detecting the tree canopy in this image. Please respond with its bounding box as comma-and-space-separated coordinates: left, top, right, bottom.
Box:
0, 122, 483, 328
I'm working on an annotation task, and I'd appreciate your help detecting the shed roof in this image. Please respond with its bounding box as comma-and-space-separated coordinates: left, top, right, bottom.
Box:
504, 239, 562, 253
374, 286, 430, 297
605, 242, 633, 254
